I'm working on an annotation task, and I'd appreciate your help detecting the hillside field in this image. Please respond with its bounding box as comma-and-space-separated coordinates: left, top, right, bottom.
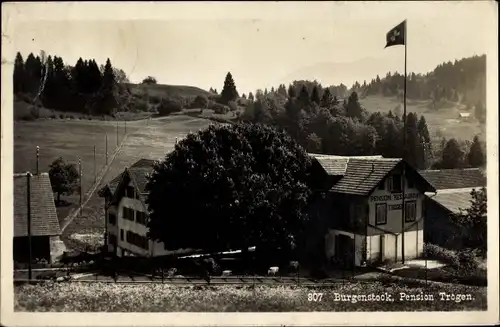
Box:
125, 83, 213, 99
360, 95, 485, 142
53, 115, 215, 251
14, 115, 215, 251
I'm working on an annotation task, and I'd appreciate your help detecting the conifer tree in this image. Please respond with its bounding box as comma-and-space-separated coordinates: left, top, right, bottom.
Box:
466, 135, 485, 168
96, 58, 117, 115
220, 72, 239, 104
441, 138, 464, 169
417, 115, 431, 143
287, 84, 296, 98
345, 91, 363, 120
13, 52, 25, 94
298, 85, 310, 106
311, 86, 321, 105
320, 88, 332, 108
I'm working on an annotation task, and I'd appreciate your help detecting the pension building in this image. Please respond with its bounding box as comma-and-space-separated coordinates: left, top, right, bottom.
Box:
309, 154, 435, 268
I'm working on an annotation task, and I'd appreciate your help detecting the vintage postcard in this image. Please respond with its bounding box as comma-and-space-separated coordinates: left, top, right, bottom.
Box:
1, 1, 499, 326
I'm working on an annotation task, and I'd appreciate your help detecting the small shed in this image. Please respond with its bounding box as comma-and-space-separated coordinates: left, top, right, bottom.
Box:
14, 172, 65, 263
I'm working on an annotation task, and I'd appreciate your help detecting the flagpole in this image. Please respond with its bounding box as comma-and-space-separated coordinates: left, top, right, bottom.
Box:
401, 19, 407, 265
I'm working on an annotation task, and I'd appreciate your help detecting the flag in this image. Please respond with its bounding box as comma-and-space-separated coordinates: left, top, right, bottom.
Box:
385, 20, 406, 48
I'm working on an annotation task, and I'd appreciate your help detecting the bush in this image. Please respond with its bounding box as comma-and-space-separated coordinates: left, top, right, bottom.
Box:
424, 243, 460, 267
158, 98, 183, 116
131, 98, 149, 112
59, 114, 65, 119
228, 101, 238, 112
456, 250, 480, 273
149, 96, 162, 105
190, 95, 209, 109
209, 102, 230, 114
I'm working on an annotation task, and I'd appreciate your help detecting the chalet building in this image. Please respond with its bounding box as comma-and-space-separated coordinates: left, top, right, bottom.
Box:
309, 154, 435, 267
98, 159, 193, 258
13, 173, 66, 263
418, 168, 486, 248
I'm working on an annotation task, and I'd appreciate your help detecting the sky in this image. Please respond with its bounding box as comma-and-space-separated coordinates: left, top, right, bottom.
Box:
3, 1, 496, 95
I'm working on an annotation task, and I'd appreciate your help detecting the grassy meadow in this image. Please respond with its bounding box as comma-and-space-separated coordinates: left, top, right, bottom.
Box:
14, 282, 486, 312
14, 119, 136, 220
360, 95, 485, 142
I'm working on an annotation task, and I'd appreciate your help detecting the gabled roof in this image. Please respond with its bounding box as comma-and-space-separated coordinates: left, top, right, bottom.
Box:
426, 187, 478, 214
128, 166, 154, 194
418, 168, 486, 190
98, 159, 156, 197
310, 154, 436, 196
14, 173, 61, 237
309, 154, 385, 177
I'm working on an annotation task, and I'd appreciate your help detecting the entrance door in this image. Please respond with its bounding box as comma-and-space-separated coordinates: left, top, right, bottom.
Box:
335, 234, 354, 269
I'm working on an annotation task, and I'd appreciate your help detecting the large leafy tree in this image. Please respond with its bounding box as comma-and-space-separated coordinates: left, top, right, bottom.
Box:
145, 123, 313, 254
48, 157, 80, 204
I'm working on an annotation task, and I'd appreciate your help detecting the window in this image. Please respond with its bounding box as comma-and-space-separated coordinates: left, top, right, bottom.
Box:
405, 201, 417, 222
390, 174, 402, 193
123, 207, 135, 221
125, 186, 135, 199
126, 230, 149, 250
375, 203, 387, 225
108, 213, 116, 225
378, 179, 385, 190
136, 211, 147, 225
109, 233, 117, 246
120, 229, 124, 241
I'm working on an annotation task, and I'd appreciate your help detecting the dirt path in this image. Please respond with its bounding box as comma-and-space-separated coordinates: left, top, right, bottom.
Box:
60, 132, 133, 233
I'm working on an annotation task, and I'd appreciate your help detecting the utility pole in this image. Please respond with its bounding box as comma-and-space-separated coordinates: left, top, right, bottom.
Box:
116, 121, 119, 147
105, 134, 108, 165
27, 172, 32, 281
79, 158, 82, 217
36, 146, 39, 175
93, 146, 96, 183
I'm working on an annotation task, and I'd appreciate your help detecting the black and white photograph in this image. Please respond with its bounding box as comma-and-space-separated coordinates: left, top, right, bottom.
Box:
1, 1, 498, 325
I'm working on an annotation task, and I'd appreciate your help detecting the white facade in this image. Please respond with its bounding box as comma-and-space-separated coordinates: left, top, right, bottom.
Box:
324, 171, 425, 267
106, 180, 170, 257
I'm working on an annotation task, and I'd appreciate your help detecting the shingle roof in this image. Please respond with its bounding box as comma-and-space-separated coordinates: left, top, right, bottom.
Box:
426, 188, 477, 214
131, 159, 156, 168
418, 168, 486, 190
328, 157, 402, 195
99, 159, 156, 196
309, 154, 385, 177
14, 173, 61, 237
128, 166, 154, 194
